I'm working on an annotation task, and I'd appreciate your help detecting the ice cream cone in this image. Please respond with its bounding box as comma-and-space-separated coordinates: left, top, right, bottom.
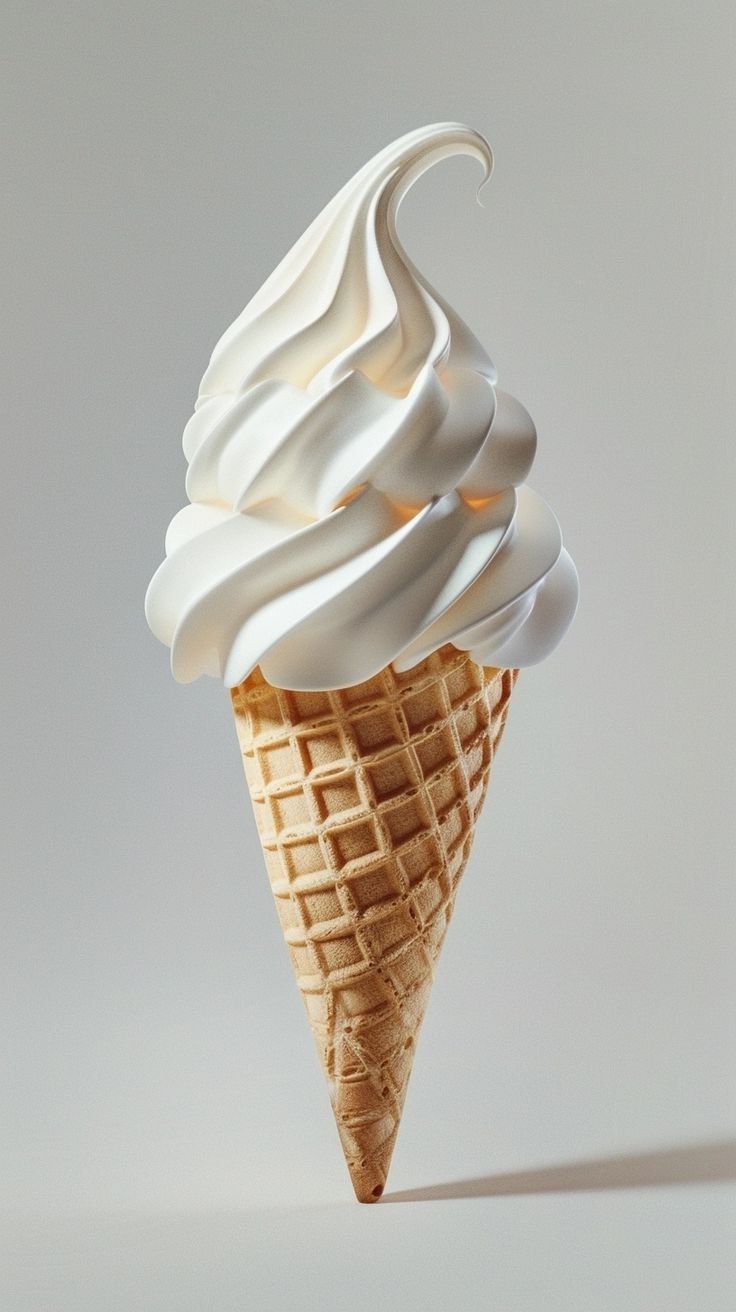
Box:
231, 644, 517, 1202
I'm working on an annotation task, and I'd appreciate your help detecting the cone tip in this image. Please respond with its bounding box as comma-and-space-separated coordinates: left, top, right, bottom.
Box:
351, 1174, 386, 1204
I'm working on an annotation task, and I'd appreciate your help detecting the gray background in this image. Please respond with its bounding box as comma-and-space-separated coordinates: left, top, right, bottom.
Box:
2, 1, 735, 1308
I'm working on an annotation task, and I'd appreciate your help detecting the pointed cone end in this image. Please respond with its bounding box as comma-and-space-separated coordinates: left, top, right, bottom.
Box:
347, 1158, 390, 1204
340, 1123, 399, 1203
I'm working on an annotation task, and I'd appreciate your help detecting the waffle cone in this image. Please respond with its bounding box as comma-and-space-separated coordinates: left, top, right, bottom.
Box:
231, 645, 517, 1202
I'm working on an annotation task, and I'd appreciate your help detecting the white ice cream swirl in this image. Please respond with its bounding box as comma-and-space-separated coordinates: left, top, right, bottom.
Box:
145, 123, 578, 690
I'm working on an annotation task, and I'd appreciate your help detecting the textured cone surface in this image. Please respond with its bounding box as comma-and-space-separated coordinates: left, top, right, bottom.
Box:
231, 646, 517, 1202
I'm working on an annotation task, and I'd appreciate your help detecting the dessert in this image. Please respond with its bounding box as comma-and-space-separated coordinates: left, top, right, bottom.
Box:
145, 123, 578, 1201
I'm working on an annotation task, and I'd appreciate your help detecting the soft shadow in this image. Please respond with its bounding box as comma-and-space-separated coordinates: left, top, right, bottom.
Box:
384, 1139, 736, 1203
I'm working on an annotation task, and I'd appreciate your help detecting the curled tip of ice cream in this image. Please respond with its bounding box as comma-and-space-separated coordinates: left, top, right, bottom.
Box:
145, 123, 578, 690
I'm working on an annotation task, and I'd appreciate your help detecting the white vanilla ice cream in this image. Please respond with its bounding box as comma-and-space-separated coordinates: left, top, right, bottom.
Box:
145, 123, 578, 690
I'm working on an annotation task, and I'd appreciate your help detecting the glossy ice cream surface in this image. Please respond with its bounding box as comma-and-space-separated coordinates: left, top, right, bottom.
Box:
145, 123, 578, 690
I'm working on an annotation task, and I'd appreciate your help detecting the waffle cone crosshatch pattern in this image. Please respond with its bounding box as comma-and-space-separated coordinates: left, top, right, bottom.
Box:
231, 647, 518, 1201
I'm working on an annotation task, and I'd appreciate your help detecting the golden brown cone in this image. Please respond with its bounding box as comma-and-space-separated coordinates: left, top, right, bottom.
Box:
231, 645, 517, 1202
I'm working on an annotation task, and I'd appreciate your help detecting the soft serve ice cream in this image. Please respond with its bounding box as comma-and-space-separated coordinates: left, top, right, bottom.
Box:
145, 123, 578, 690
145, 124, 580, 1203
